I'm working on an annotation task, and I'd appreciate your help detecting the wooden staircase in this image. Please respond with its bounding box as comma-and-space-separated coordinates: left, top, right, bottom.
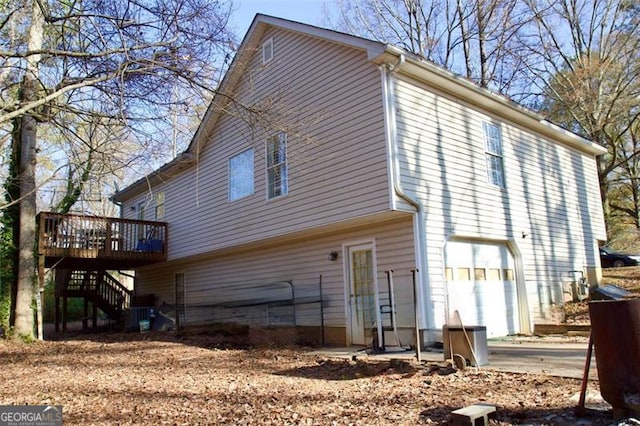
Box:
55, 269, 132, 332
36, 212, 168, 334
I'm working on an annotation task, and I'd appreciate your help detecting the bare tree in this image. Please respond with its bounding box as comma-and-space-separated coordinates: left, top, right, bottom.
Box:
44, 112, 132, 214
523, 0, 640, 238
609, 121, 640, 233
0, 0, 236, 338
328, 0, 531, 91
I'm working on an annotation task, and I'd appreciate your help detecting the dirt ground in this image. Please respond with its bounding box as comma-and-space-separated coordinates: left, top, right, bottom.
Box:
2, 268, 638, 425
0, 331, 614, 425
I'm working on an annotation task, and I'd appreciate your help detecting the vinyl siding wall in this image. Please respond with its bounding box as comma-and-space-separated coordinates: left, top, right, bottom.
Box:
135, 217, 417, 343
122, 28, 390, 260
393, 74, 606, 328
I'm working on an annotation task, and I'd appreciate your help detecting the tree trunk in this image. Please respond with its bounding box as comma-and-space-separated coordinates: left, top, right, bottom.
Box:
597, 156, 612, 240
13, 1, 44, 339
476, 0, 489, 88
13, 113, 38, 338
54, 151, 94, 214
456, 0, 473, 80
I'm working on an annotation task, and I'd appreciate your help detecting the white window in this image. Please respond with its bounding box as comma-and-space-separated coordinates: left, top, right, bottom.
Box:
262, 38, 273, 64
154, 191, 165, 219
136, 200, 146, 221
136, 199, 147, 240
229, 148, 254, 201
266, 132, 288, 199
483, 122, 505, 188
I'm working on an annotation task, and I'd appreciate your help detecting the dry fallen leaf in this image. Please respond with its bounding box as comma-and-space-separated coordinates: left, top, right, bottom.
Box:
0, 332, 616, 425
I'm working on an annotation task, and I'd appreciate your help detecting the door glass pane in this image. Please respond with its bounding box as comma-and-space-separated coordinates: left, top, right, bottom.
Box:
352, 249, 375, 340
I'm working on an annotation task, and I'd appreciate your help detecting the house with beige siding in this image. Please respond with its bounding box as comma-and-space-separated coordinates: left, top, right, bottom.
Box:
112, 15, 607, 348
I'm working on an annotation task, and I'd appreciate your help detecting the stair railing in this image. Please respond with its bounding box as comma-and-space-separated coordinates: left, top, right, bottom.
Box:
67, 270, 98, 292
95, 272, 132, 315
64, 270, 132, 319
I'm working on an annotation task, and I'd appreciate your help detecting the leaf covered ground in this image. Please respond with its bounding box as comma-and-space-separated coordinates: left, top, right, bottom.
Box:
3, 268, 638, 425
0, 332, 613, 425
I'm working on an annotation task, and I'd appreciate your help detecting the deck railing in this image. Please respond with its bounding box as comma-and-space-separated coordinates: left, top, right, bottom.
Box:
38, 212, 168, 261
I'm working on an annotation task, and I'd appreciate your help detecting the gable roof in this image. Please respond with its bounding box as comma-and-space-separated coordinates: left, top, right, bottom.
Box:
184, 14, 388, 156
112, 14, 606, 202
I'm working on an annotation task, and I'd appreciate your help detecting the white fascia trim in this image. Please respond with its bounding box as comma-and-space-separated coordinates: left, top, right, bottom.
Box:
254, 14, 387, 59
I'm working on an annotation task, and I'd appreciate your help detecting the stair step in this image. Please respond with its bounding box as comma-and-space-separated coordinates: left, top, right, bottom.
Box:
62, 270, 131, 321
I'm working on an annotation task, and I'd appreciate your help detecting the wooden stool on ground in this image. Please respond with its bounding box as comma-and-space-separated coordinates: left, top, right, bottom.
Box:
450, 403, 496, 425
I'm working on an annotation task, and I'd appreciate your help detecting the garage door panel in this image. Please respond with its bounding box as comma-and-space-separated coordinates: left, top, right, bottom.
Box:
446, 241, 519, 338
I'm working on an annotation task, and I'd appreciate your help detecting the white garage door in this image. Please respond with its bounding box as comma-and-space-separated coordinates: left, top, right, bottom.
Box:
445, 241, 519, 338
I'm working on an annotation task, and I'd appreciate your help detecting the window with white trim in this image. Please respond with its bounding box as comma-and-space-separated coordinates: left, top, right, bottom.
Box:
229, 148, 254, 201
136, 199, 147, 240
136, 200, 146, 221
262, 38, 273, 64
266, 132, 288, 199
483, 122, 505, 188
154, 191, 165, 219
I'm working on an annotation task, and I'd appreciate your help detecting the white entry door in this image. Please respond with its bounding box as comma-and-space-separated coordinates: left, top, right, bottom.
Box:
347, 244, 379, 345
445, 241, 520, 338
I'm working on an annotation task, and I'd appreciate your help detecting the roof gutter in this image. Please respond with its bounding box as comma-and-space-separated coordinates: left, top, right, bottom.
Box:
382, 54, 417, 210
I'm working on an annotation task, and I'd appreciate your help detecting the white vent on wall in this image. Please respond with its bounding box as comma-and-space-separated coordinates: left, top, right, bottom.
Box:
262, 38, 273, 64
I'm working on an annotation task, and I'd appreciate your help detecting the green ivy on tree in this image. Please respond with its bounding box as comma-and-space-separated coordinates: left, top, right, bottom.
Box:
1, 123, 20, 332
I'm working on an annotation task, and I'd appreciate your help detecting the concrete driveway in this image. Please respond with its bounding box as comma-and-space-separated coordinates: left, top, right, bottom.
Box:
314, 335, 597, 380
484, 338, 595, 379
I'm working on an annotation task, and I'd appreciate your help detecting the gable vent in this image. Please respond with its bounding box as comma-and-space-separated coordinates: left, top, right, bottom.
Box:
262, 38, 273, 64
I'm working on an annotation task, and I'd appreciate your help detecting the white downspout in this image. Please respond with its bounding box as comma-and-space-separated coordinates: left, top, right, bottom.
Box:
380, 56, 431, 346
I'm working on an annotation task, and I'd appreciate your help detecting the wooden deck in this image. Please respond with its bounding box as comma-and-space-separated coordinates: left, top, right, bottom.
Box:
38, 212, 168, 269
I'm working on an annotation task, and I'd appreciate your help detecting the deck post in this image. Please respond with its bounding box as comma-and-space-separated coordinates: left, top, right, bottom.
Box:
54, 297, 60, 333
62, 297, 68, 333
36, 254, 45, 340
92, 302, 97, 329
83, 298, 89, 332
104, 218, 113, 256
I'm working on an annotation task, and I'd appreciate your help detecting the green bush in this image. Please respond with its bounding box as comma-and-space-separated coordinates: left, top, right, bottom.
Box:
0, 282, 9, 332
0, 246, 12, 331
